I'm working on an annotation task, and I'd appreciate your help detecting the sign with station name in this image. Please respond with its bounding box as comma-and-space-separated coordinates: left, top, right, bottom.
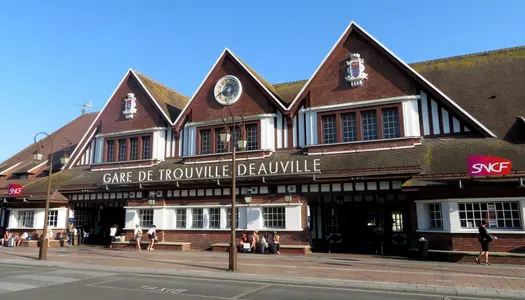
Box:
102, 159, 321, 184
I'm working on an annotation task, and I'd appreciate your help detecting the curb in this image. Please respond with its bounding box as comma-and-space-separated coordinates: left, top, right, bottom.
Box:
0, 259, 523, 299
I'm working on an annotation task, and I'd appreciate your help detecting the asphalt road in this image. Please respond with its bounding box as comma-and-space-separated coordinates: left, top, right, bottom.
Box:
0, 265, 507, 300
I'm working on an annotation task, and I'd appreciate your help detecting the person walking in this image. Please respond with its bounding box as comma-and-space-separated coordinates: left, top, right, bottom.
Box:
134, 224, 143, 252
147, 225, 156, 251
108, 224, 117, 249
476, 219, 497, 265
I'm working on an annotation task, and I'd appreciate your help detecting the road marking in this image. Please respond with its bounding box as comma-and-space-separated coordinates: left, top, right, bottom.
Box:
87, 284, 235, 299
139, 285, 187, 294
231, 284, 271, 299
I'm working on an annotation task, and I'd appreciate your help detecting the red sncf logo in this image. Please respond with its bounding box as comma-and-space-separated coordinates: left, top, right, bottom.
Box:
7, 184, 24, 196
468, 156, 512, 177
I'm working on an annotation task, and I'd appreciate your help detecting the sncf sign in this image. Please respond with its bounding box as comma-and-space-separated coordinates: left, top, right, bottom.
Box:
7, 184, 24, 196
468, 156, 512, 177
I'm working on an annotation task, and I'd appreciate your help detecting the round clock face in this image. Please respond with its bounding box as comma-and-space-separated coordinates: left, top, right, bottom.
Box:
214, 75, 242, 105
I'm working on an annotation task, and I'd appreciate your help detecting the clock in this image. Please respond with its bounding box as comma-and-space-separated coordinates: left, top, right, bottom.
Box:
214, 75, 242, 105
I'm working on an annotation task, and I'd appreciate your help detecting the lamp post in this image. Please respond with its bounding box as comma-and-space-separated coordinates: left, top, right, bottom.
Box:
219, 107, 247, 272
33, 133, 72, 260
32, 132, 54, 260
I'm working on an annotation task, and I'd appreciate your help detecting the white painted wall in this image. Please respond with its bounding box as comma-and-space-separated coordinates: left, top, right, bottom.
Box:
276, 111, 283, 149
402, 99, 421, 137
123, 204, 303, 231
7, 208, 68, 229
415, 198, 525, 234
261, 118, 276, 151
298, 107, 305, 147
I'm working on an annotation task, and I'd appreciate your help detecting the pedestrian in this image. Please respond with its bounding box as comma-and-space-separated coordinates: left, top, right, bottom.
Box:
108, 224, 117, 249
46, 227, 53, 247
134, 224, 143, 252
476, 219, 497, 265
67, 223, 74, 246
147, 225, 156, 251
272, 231, 280, 254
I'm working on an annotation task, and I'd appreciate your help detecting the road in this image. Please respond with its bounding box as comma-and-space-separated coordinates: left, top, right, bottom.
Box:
0, 264, 509, 300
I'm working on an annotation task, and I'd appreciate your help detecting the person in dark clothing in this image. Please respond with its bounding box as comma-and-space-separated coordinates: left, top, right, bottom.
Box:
476, 219, 497, 265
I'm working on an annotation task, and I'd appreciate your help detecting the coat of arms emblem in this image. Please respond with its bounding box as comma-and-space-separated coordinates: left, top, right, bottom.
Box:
345, 53, 368, 87
122, 93, 137, 119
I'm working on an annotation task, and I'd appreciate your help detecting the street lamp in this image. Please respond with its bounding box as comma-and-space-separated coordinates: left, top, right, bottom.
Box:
219, 107, 246, 272
60, 139, 72, 166
147, 198, 156, 206
33, 132, 54, 260
284, 190, 293, 203
244, 191, 252, 204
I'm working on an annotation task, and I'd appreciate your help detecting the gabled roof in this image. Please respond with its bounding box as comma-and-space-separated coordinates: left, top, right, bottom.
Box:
0, 112, 97, 188
66, 69, 189, 168
411, 46, 525, 138
287, 21, 496, 138
273, 80, 308, 104
133, 70, 190, 122
173, 49, 290, 127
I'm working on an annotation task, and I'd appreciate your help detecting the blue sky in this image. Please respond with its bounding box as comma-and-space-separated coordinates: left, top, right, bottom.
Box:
1, 0, 524, 162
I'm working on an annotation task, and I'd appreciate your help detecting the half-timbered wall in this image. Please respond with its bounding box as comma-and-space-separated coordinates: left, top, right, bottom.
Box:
418, 91, 472, 136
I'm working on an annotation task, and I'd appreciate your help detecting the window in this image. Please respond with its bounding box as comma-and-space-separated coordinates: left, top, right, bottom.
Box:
215, 129, 226, 153
326, 207, 340, 233
392, 212, 403, 232
74, 211, 91, 227
382, 108, 400, 139
245, 125, 258, 151
176, 209, 186, 228
192, 208, 203, 228
227, 207, 239, 229
17, 211, 34, 228
139, 209, 154, 227
47, 210, 58, 227
142, 136, 151, 159
322, 115, 337, 144
319, 105, 402, 144
361, 110, 378, 141
198, 123, 259, 154
118, 139, 127, 161
459, 202, 521, 229
17, 173, 29, 180
105, 135, 152, 162
209, 208, 220, 229
130, 138, 139, 160
200, 130, 211, 155
106, 140, 115, 162
263, 207, 286, 229
429, 204, 443, 228
341, 113, 357, 142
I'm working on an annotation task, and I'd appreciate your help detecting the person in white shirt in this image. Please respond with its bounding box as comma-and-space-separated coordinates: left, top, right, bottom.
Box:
16, 232, 28, 247
147, 225, 156, 251
108, 224, 117, 249
46, 227, 53, 248
134, 224, 143, 252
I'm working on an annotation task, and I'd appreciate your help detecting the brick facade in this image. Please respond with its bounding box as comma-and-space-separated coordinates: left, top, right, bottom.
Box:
421, 232, 525, 253
97, 74, 168, 134
176, 53, 280, 125
295, 30, 417, 110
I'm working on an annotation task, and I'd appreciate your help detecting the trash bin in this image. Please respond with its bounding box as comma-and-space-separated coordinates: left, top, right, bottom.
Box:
418, 237, 428, 260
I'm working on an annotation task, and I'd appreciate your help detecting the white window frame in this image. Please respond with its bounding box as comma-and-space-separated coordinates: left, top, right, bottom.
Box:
17, 210, 35, 228
428, 203, 443, 229
47, 210, 58, 228
176, 208, 186, 229
209, 208, 221, 229
192, 208, 203, 229
262, 206, 286, 229
139, 209, 154, 228
416, 198, 525, 234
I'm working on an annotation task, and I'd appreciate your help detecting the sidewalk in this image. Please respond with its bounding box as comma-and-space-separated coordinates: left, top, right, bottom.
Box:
1, 246, 524, 299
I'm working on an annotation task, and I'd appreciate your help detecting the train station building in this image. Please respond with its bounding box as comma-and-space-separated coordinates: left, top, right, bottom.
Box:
1, 21, 525, 255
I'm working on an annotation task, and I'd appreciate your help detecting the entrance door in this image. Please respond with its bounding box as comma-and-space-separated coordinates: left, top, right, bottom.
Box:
341, 202, 383, 254
100, 207, 125, 236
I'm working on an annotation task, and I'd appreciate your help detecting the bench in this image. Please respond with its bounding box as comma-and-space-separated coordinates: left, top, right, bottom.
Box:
112, 241, 191, 251
211, 243, 311, 255
408, 248, 525, 265
19, 240, 62, 248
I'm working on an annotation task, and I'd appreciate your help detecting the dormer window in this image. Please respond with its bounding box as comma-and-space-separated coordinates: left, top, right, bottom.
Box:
197, 122, 259, 155
104, 134, 153, 163
319, 104, 402, 144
